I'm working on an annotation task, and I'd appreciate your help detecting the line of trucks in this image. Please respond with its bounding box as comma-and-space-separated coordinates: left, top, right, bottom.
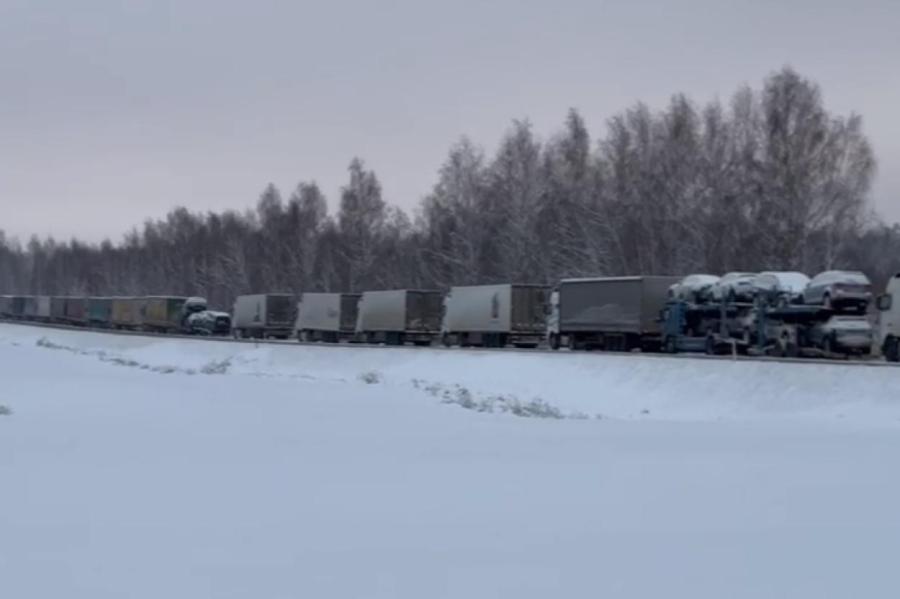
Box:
2, 272, 900, 362
0, 295, 231, 336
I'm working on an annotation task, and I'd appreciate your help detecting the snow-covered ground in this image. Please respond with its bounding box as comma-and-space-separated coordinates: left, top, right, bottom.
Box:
1, 322, 899, 598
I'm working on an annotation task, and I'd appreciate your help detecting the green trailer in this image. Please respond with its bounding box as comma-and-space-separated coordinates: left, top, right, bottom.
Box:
87, 297, 114, 327
142, 296, 189, 332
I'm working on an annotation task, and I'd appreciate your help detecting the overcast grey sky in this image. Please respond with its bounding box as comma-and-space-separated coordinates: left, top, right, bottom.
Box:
1, 0, 898, 242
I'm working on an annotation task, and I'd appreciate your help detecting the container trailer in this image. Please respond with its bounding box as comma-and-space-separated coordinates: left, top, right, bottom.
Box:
111, 297, 144, 330
232, 293, 295, 339
441, 283, 548, 348
87, 297, 114, 327
355, 289, 443, 345
548, 276, 679, 351
295, 292, 361, 343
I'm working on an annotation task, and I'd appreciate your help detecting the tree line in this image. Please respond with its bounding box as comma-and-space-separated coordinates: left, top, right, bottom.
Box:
1, 67, 897, 309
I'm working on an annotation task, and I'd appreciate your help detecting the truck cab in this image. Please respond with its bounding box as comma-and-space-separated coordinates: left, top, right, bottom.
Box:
876, 274, 900, 362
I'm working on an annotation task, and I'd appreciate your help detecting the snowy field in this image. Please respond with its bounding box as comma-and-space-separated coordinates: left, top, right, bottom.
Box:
1, 322, 900, 598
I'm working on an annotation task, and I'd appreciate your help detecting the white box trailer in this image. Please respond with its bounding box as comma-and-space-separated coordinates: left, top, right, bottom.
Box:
876, 273, 900, 362
355, 289, 443, 345
295, 292, 361, 343
21, 295, 53, 321
232, 293, 295, 339
35, 296, 52, 321
442, 283, 549, 347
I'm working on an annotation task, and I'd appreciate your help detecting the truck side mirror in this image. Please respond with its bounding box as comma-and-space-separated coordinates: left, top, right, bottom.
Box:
877, 294, 892, 311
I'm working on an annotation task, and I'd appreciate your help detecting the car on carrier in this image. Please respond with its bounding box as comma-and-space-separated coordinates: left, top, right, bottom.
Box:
750, 271, 810, 307
801, 270, 872, 313
709, 272, 757, 302
807, 315, 873, 356
667, 274, 720, 303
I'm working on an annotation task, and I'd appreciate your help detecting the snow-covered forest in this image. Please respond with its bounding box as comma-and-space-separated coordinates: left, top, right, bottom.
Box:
1, 67, 896, 308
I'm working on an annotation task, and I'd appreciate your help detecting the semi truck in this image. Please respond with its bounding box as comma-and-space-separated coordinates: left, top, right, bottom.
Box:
142, 296, 189, 333
355, 289, 443, 345
661, 295, 875, 359
295, 292, 361, 343
142, 296, 209, 333
548, 276, 679, 351
441, 283, 548, 348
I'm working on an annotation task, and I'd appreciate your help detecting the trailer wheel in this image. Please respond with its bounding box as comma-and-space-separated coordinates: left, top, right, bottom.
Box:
548, 333, 560, 351
664, 336, 677, 354
774, 334, 787, 357
776, 333, 799, 358
823, 334, 835, 356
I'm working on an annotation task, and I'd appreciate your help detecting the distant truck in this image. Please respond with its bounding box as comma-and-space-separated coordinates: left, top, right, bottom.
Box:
355, 289, 443, 345
12, 296, 27, 319
22, 296, 39, 320
35, 296, 52, 322
111, 297, 144, 330
295, 292, 361, 343
876, 273, 900, 362
50, 297, 67, 322
142, 296, 188, 333
441, 284, 548, 348
548, 276, 679, 351
232, 293, 295, 339
62, 297, 88, 326
185, 309, 232, 336
142, 296, 208, 333
87, 297, 114, 327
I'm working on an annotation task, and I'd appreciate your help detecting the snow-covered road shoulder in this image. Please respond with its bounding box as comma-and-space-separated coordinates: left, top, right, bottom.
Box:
1, 322, 897, 426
